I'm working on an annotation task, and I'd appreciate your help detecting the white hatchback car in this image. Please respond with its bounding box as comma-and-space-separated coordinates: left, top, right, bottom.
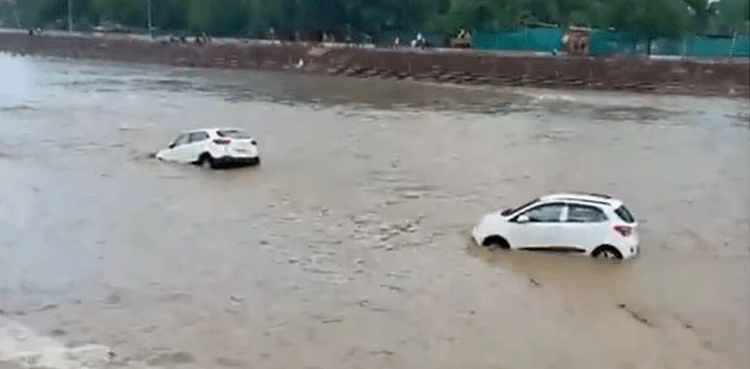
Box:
472, 193, 639, 259
156, 128, 260, 169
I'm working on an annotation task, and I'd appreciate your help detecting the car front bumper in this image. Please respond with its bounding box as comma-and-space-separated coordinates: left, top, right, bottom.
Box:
620, 237, 640, 259
471, 225, 483, 246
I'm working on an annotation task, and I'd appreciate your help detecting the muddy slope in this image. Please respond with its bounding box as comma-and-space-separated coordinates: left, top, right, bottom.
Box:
0, 29, 748, 98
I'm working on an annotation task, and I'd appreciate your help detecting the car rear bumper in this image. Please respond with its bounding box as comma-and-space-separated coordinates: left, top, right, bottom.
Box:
214, 156, 260, 166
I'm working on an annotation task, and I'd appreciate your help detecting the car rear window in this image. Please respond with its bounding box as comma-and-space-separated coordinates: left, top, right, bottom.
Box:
614, 205, 635, 223
567, 204, 607, 222
217, 130, 251, 139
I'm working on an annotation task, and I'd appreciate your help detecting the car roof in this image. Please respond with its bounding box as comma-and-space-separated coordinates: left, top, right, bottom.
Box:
181, 128, 249, 135
541, 193, 623, 208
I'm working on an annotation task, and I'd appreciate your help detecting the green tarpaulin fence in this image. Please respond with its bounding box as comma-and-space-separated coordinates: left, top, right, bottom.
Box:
471, 28, 562, 52
588, 30, 750, 57
472, 28, 750, 57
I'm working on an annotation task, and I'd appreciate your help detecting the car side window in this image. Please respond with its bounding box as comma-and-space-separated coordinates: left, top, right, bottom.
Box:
566, 204, 607, 223
172, 134, 189, 147
188, 132, 209, 143
518, 203, 564, 223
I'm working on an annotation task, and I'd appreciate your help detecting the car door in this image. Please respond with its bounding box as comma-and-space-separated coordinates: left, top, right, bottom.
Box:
506, 202, 566, 249
161, 133, 190, 162
180, 131, 210, 162
561, 203, 609, 252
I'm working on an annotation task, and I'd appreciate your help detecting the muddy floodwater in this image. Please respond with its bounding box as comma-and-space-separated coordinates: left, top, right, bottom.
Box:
0, 53, 748, 369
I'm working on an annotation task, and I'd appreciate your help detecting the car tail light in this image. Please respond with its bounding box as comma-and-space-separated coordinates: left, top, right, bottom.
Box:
613, 225, 632, 237
213, 138, 231, 145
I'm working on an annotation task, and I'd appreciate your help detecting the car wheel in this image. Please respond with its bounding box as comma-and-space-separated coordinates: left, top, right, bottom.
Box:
198, 153, 215, 169
482, 235, 510, 250
592, 245, 623, 260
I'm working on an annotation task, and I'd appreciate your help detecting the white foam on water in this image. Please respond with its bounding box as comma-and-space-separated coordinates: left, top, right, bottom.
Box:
0, 317, 156, 369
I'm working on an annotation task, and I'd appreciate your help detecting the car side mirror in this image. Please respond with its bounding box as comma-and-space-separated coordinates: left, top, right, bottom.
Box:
516, 215, 530, 223
168, 142, 176, 149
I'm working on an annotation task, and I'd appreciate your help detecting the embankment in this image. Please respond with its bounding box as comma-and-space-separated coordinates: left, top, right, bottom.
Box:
1, 29, 748, 98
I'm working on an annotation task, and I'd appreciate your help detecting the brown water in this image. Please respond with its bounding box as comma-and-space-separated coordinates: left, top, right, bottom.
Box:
0, 53, 748, 369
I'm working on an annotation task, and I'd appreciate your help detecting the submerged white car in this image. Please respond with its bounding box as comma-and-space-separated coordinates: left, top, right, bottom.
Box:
472, 193, 639, 259
156, 128, 260, 169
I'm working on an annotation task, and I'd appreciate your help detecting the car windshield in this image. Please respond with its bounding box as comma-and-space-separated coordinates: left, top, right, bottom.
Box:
614, 205, 635, 223
216, 130, 251, 139
501, 198, 540, 216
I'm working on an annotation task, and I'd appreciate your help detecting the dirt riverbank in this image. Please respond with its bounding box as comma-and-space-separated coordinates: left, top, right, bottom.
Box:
0, 28, 748, 98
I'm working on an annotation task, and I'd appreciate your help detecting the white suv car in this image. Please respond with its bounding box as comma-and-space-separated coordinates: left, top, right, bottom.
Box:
156, 128, 260, 169
472, 193, 639, 259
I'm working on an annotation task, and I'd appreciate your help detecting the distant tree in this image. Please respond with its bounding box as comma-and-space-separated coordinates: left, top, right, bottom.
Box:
634, 0, 692, 53
0, 0, 22, 27
18, 0, 59, 28
427, 0, 525, 36
522, 0, 559, 25
551, 0, 596, 27
182, 0, 250, 35
13, 0, 749, 40
92, 0, 144, 27
683, 0, 715, 34
715, 0, 750, 33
